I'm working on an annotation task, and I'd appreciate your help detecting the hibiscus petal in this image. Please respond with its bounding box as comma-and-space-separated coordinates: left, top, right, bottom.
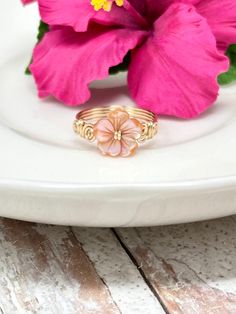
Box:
144, 0, 236, 51
38, 0, 140, 32
21, 0, 35, 4
127, 0, 147, 17
30, 26, 146, 106
196, 0, 236, 52
98, 139, 121, 157
145, 0, 198, 20
128, 3, 229, 119
123, 1, 149, 28
94, 119, 114, 143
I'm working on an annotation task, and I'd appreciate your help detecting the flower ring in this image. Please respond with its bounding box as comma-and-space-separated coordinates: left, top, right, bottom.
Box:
73, 107, 158, 157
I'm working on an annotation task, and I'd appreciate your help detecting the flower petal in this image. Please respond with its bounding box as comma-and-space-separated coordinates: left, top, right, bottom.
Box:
21, 0, 35, 4
144, 0, 198, 20
126, 0, 147, 17
121, 118, 142, 136
196, 0, 236, 52
38, 0, 140, 32
30, 26, 146, 106
123, 1, 149, 28
94, 119, 114, 143
121, 139, 138, 157
144, 0, 236, 51
108, 109, 129, 130
98, 139, 121, 157
128, 3, 229, 119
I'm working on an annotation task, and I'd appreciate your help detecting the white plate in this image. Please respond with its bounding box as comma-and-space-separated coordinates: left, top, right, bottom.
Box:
0, 1, 236, 227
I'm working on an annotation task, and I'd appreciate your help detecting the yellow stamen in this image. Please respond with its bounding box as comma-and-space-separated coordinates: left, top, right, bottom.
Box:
103, 1, 112, 11
114, 130, 122, 141
115, 0, 124, 7
91, 0, 124, 12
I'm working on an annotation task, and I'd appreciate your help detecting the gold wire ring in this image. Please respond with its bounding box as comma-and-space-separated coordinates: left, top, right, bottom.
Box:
73, 106, 158, 157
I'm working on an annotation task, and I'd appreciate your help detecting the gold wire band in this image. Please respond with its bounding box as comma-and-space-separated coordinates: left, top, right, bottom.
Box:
73, 106, 158, 156
77, 106, 156, 122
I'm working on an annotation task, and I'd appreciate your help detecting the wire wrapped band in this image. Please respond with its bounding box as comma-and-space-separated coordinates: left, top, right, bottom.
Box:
76, 106, 156, 122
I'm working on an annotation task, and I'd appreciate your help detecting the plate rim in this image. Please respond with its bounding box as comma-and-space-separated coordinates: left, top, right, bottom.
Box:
0, 175, 235, 193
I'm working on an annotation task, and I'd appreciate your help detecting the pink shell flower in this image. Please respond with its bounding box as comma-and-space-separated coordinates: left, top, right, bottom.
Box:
94, 109, 142, 157
29, 0, 236, 118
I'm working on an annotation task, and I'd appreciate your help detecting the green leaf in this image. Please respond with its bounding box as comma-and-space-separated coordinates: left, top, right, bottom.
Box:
37, 20, 49, 42
109, 51, 131, 75
25, 21, 49, 75
218, 44, 236, 85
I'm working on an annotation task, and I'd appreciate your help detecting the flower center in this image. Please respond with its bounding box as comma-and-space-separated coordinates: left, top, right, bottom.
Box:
91, 0, 124, 12
114, 130, 122, 141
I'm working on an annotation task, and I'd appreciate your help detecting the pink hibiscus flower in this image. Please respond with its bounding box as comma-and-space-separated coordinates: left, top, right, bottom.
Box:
28, 0, 236, 118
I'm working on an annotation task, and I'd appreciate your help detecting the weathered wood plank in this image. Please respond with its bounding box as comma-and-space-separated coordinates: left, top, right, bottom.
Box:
116, 216, 236, 314
72, 227, 165, 314
0, 219, 119, 314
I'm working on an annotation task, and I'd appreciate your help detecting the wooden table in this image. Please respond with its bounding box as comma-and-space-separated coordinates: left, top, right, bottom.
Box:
0, 216, 236, 313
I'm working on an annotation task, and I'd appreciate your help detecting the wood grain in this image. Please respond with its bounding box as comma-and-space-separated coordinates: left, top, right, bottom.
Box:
116, 217, 236, 314
1, 216, 236, 313
0, 219, 119, 314
73, 227, 165, 314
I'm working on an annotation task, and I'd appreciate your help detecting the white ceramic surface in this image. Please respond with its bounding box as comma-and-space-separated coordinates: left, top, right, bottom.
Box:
0, 1, 236, 226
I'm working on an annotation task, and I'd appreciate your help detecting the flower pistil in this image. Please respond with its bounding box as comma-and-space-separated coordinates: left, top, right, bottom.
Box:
91, 0, 124, 12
